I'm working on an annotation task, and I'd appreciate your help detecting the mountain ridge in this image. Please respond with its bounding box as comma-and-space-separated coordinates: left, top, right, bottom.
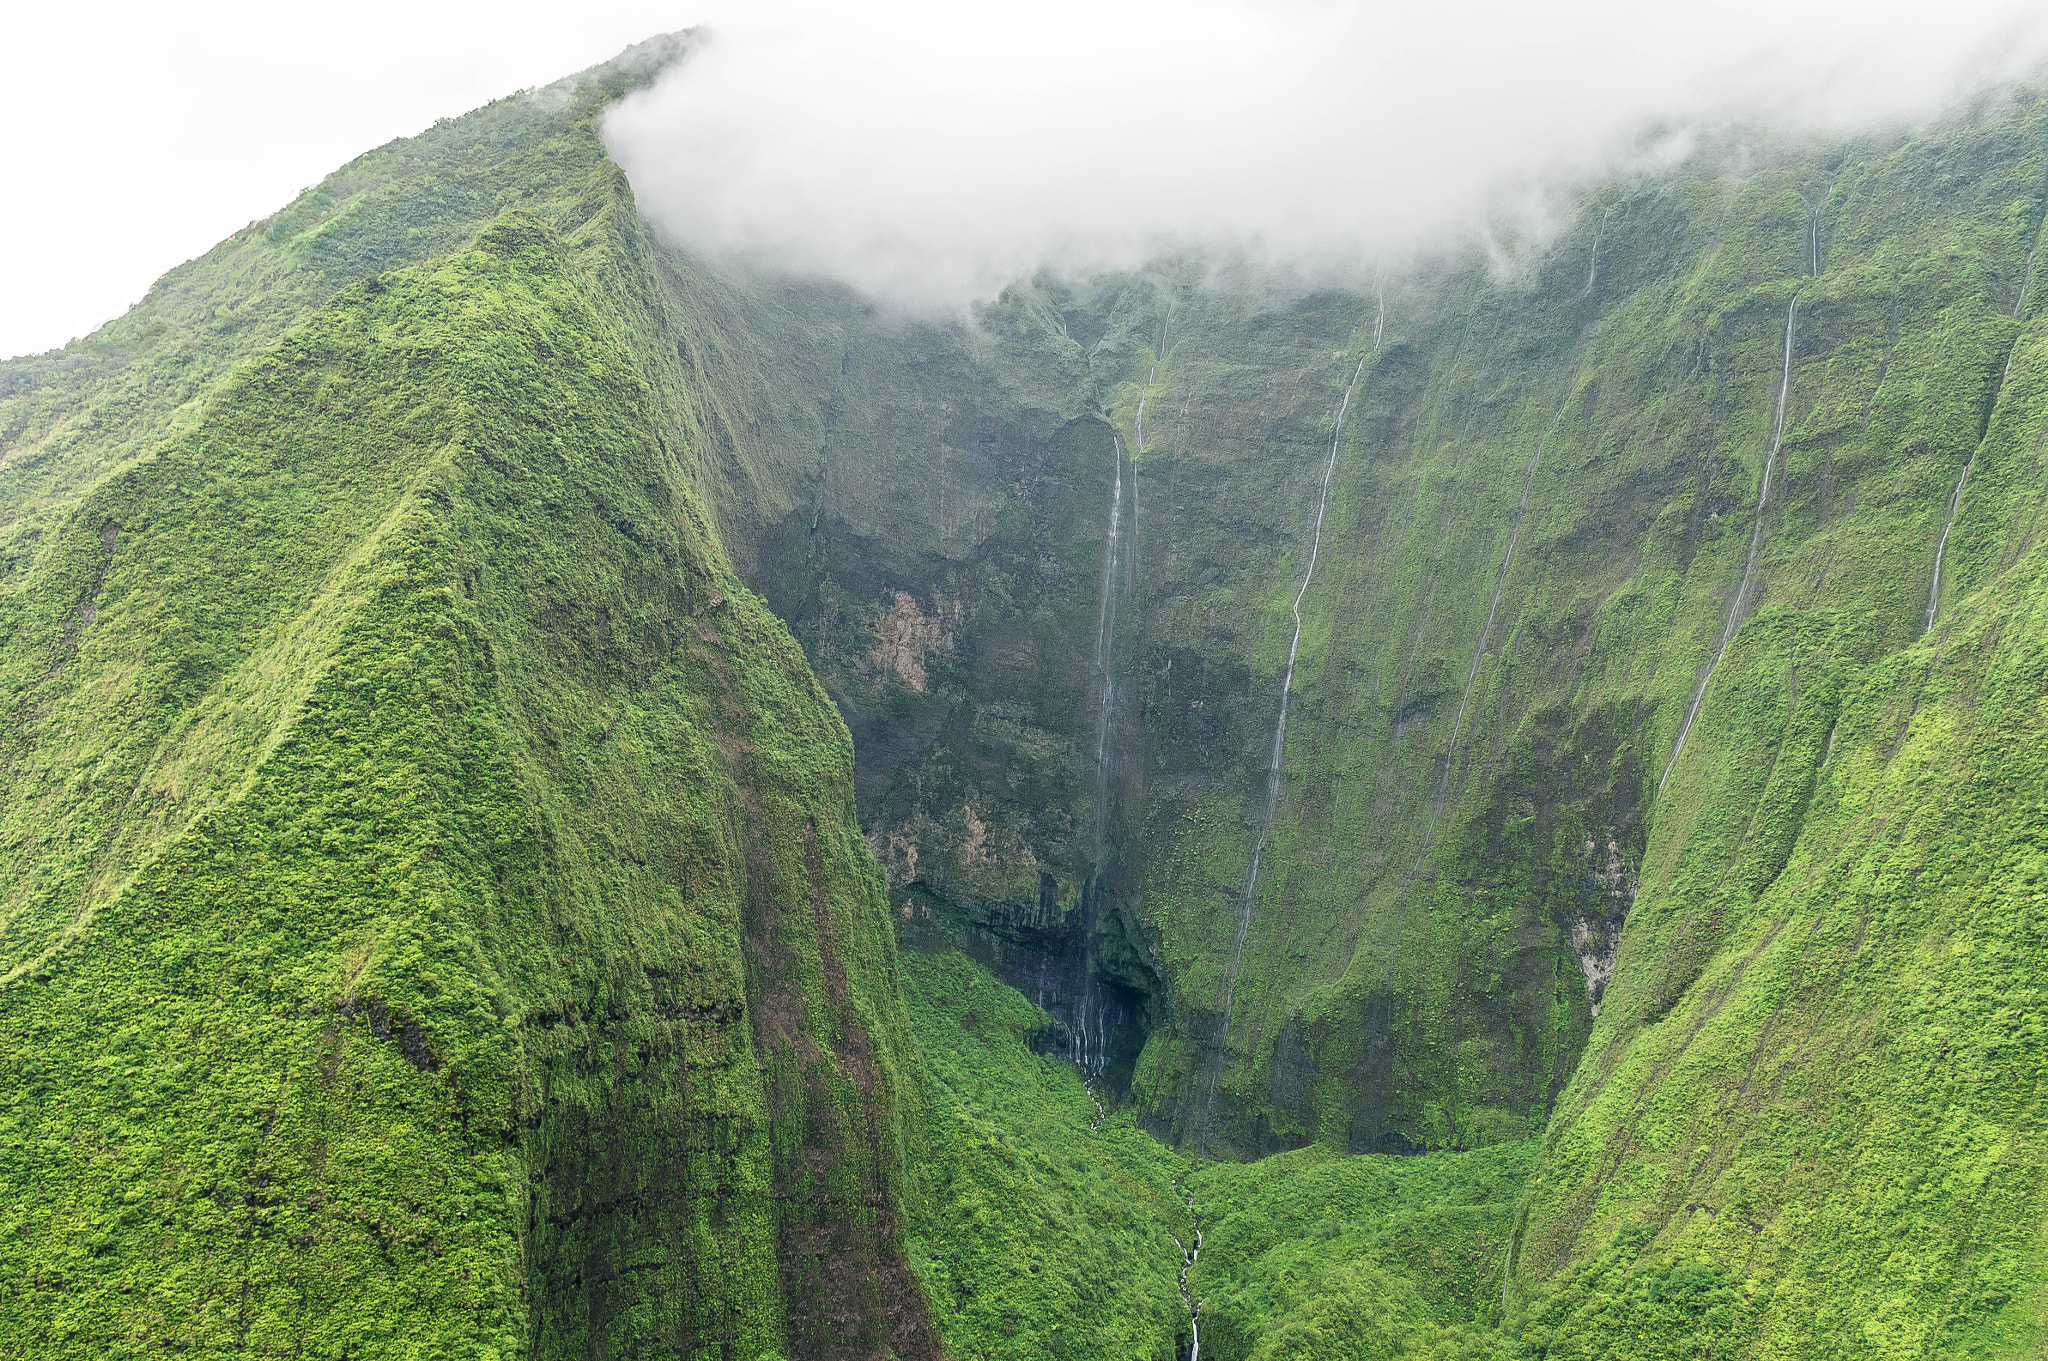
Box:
4, 34, 2048, 1358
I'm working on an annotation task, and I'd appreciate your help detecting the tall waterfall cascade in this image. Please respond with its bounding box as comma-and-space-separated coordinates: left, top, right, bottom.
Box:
1200, 340, 1373, 1145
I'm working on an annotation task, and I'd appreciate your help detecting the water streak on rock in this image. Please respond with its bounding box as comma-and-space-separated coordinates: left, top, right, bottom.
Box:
1203, 343, 1372, 1144
1660, 295, 1797, 793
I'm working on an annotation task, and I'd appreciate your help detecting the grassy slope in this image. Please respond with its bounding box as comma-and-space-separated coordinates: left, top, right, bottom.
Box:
898, 948, 1189, 1359
0, 37, 704, 587
1511, 533, 2048, 1359
1511, 227, 2048, 1358
897, 943, 1539, 1361
8, 30, 2048, 1359
0, 83, 934, 1361
1191, 1139, 1532, 1361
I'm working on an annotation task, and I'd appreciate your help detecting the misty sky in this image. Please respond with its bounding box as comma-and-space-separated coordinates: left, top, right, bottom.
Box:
609, 0, 2048, 305
6, 0, 2046, 359
2, 0, 682, 360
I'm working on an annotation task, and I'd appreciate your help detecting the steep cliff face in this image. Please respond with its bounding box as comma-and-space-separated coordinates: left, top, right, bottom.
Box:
657, 79, 2048, 1349
1511, 138, 2048, 1356
684, 92, 2045, 1112
0, 53, 934, 1359
11, 29, 2048, 1358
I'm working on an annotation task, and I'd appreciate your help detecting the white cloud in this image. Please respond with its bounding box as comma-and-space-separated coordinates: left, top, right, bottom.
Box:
8, 0, 2043, 361
605, 0, 2048, 306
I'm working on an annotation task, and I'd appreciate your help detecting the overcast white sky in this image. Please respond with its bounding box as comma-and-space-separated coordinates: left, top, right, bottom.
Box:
5, 1, 2046, 359
1, 1, 687, 360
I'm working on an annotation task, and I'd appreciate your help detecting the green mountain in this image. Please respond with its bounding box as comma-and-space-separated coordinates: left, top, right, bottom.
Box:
5, 33, 2048, 1360
0, 43, 932, 1359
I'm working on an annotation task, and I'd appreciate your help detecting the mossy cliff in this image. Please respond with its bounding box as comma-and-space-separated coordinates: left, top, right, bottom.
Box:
0, 47, 935, 1359
679, 105, 1981, 1132
673, 79, 2048, 1351
10, 29, 2048, 1359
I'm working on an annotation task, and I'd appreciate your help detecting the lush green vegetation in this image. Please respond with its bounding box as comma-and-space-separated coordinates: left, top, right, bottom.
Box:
1192, 1139, 1532, 1360
1510, 332, 2048, 1356
897, 944, 1541, 1361
0, 37, 691, 595
10, 24, 2048, 1359
899, 948, 1190, 1359
0, 46, 935, 1358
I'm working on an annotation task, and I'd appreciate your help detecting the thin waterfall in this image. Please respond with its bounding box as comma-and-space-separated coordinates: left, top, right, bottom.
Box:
1091, 433, 1129, 835
1925, 339, 2024, 635
1924, 220, 2046, 636
1577, 211, 1610, 299
1660, 296, 1797, 793
1413, 367, 1582, 870
1169, 1177, 1204, 1361
1071, 318, 1171, 1077
1923, 421, 1979, 636
1136, 311, 1170, 456
1200, 344, 1372, 1142
1073, 427, 1136, 1077
1803, 186, 1829, 278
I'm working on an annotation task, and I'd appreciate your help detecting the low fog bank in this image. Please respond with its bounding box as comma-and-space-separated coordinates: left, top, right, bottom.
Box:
605, 0, 2048, 309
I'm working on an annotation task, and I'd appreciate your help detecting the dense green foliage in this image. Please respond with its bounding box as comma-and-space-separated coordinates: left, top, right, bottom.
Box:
0, 48, 936, 1359
1191, 1139, 1531, 1360
1511, 332, 2048, 1355
11, 26, 2048, 1359
0, 37, 687, 590
899, 948, 1190, 1358
896, 944, 1540, 1361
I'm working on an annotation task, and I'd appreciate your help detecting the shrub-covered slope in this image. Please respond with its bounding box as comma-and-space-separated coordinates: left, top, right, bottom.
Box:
898, 947, 1191, 1359
1509, 311, 2048, 1354
0, 98, 935, 1361
0, 36, 693, 586
11, 30, 2048, 1359
1191, 1138, 1532, 1361
895, 941, 1534, 1361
